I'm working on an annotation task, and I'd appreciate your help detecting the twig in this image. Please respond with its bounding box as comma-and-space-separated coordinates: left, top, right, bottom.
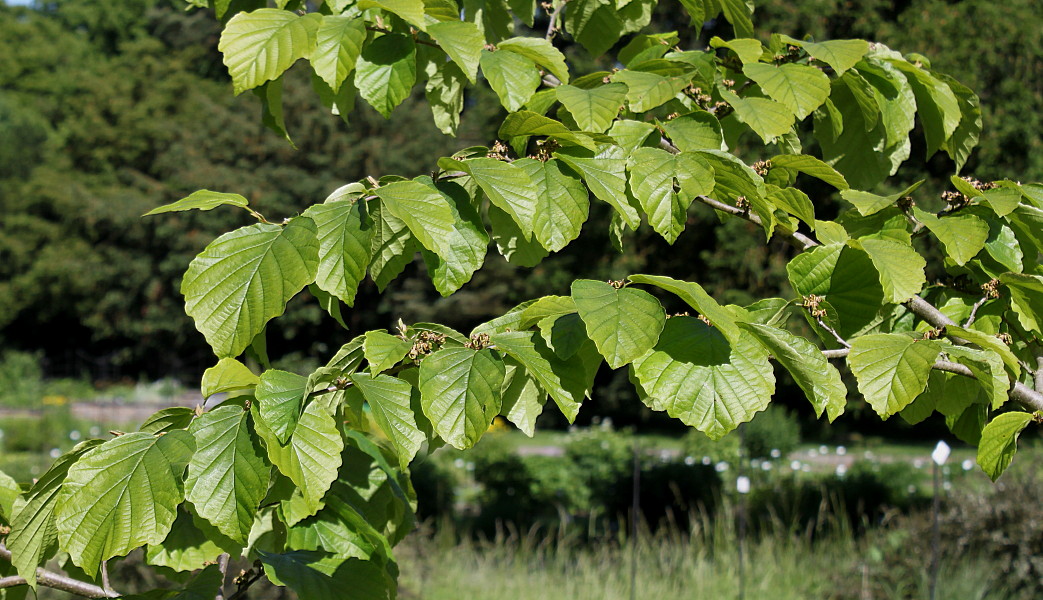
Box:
544, 0, 564, 40
964, 296, 989, 328
216, 553, 230, 600
227, 565, 265, 600
815, 317, 851, 349
0, 544, 119, 598
100, 561, 112, 596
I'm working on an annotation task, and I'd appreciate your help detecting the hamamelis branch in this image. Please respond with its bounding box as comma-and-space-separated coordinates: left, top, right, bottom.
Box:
0, 544, 119, 598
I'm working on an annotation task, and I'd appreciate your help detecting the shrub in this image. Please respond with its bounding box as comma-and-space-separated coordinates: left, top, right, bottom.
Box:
743, 404, 801, 459
681, 429, 741, 464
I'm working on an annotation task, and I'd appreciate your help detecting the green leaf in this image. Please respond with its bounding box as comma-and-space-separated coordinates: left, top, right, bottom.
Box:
480, 49, 540, 112
937, 72, 981, 173
182, 218, 318, 359
490, 330, 593, 421
419, 347, 505, 449
123, 564, 224, 600
497, 36, 569, 83
977, 412, 1034, 481
453, 157, 539, 238
488, 204, 549, 266
374, 179, 457, 260
563, 0, 624, 58
571, 279, 665, 369
719, 86, 794, 144
367, 199, 420, 292
147, 509, 237, 572
780, 35, 868, 75
555, 146, 638, 228
500, 361, 546, 437
255, 78, 294, 146
6, 440, 102, 587
427, 20, 484, 83
254, 401, 343, 516
709, 37, 763, 65
185, 406, 269, 544
743, 63, 830, 120
304, 199, 373, 307
999, 273, 1043, 335
887, 60, 960, 158
847, 333, 940, 418
350, 373, 424, 467
497, 111, 600, 151
55, 431, 195, 576
201, 358, 259, 399
627, 274, 741, 342
255, 369, 308, 444
911, 207, 989, 266
364, 331, 412, 373
739, 323, 847, 421
139, 407, 196, 435
945, 344, 1009, 410
515, 158, 589, 252
285, 490, 392, 560
611, 70, 690, 112
426, 60, 466, 136
944, 325, 1021, 378
356, 34, 417, 118
144, 190, 250, 216
851, 238, 926, 304
220, 10, 321, 94
718, 0, 754, 38
419, 180, 490, 294
978, 187, 1022, 217
627, 148, 714, 243
841, 180, 924, 217
260, 551, 394, 600
555, 84, 628, 133
358, 0, 427, 28
312, 16, 366, 93
632, 316, 775, 439
661, 111, 723, 152
787, 244, 885, 338
767, 186, 815, 229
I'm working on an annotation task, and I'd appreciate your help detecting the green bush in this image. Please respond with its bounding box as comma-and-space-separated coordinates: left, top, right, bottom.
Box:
410, 455, 458, 522
743, 405, 801, 459
681, 429, 741, 464
0, 350, 44, 408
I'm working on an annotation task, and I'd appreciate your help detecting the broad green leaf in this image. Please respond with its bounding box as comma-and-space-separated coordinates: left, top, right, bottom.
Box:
719, 86, 795, 144
419, 180, 490, 294
139, 407, 197, 435
718, 0, 754, 38
744, 63, 830, 120
367, 197, 420, 292
490, 330, 592, 421
518, 295, 576, 329
911, 207, 989, 266
7, 440, 102, 587
350, 373, 424, 466
847, 333, 940, 418
555, 84, 628, 133
255, 78, 294, 146
312, 16, 366, 93
999, 273, 1043, 335
977, 412, 1034, 481
515, 158, 589, 252
851, 238, 926, 304
841, 180, 924, 216
978, 187, 1022, 217
740, 323, 847, 420
304, 199, 373, 307
627, 148, 714, 243
182, 219, 318, 359
571, 279, 665, 369
632, 317, 775, 439
455, 157, 539, 238
426, 60, 466, 136
500, 361, 546, 436
787, 243, 885, 338
364, 331, 412, 373
255, 369, 308, 444
497, 111, 600, 151
937, 72, 982, 172
780, 35, 868, 75
144, 190, 249, 216
767, 186, 815, 229
55, 431, 195, 576
498, 37, 569, 83
887, 59, 960, 158
555, 146, 638, 228
419, 347, 505, 449
427, 21, 483, 83
946, 344, 1010, 410
984, 221, 1024, 273
220, 10, 322, 94
185, 406, 269, 544
563, 0, 624, 57
254, 401, 343, 515
677, 0, 704, 24
260, 551, 395, 600
480, 49, 540, 112
375, 179, 456, 260
357, 0, 427, 28
661, 111, 723, 152
945, 325, 1021, 378
709, 37, 763, 64
285, 490, 392, 560
356, 34, 417, 118
838, 71, 879, 131
147, 509, 237, 572
201, 358, 259, 399
628, 274, 741, 342
839, 206, 911, 244
122, 564, 224, 600
611, 70, 689, 112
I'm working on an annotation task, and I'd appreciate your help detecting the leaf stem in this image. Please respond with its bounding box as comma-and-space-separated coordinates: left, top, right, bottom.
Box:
0, 544, 119, 598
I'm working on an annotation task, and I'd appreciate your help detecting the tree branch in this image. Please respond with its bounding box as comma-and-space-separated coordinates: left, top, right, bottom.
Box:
0, 545, 119, 598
